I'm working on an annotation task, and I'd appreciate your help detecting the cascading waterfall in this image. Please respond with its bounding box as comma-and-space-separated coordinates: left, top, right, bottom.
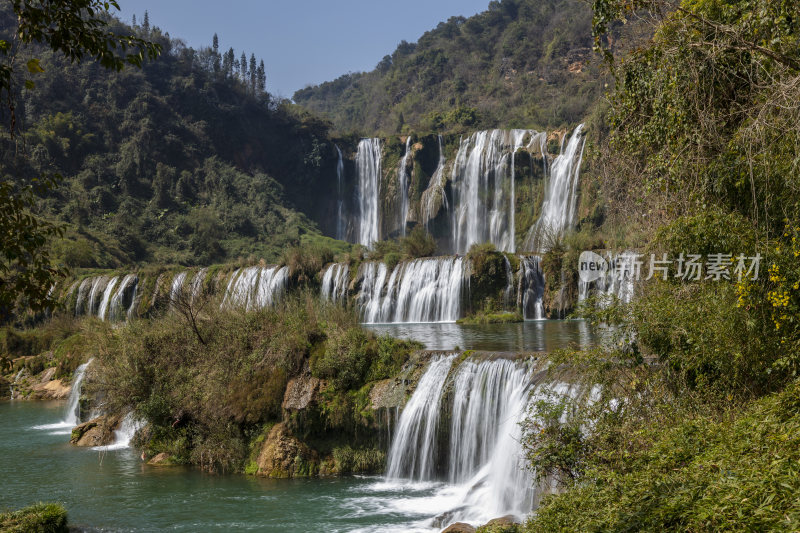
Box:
92, 412, 144, 451
190, 268, 208, 303
421, 134, 448, 228
385, 355, 553, 527
451, 129, 535, 254
169, 271, 188, 304
519, 256, 545, 320
335, 145, 346, 241
503, 255, 514, 309
321, 263, 349, 304
221, 266, 289, 311
108, 274, 137, 321
356, 138, 382, 247
97, 276, 119, 321
398, 137, 412, 236
578, 251, 636, 306
524, 124, 586, 252
64, 360, 92, 426
358, 257, 466, 323
386, 354, 456, 479
87, 276, 109, 316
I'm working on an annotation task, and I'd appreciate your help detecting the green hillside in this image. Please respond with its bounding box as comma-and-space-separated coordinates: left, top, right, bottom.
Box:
293, 0, 614, 135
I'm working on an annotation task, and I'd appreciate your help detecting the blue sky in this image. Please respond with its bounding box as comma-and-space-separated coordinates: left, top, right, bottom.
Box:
118, 0, 491, 99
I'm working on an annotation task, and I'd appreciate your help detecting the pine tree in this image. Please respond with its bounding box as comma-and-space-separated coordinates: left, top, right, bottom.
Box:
212, 33, 220, 75
222, 47, 234, 78
132, 13, 137, 27
249, 54, 257, 94
257, 60, 266, 93
143, 10, 150, 34
239, 52, 247, 81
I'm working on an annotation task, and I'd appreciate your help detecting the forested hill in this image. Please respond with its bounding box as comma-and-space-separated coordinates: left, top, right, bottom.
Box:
0, 5, 339, 269
293, 0, 613, 135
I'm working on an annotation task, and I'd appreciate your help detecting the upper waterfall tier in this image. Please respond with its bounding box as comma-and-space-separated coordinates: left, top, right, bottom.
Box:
333, 126, 585, 254
355, 138, 382, 248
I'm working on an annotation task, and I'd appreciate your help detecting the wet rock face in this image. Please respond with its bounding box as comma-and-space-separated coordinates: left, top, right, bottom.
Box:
70, 414, 121, 447
255, 422, 318, 478
0, 376, 10, 400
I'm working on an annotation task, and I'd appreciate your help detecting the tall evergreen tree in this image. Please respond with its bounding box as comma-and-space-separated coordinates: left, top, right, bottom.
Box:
143, 10, 150, 33
257, 60, 266, 93
249, 54, 257, 94
239, 52, 247, 81
132, 14, 137, 27
212, 33, 220, 75
222, 47, 234, 78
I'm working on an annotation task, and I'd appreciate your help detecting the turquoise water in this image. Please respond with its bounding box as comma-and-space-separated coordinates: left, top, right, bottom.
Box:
0, 401, 453, 532
1, 322, 593, 531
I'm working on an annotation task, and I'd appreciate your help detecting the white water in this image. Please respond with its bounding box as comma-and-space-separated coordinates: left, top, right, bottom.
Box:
386, 354, 456, 479
108, 274, 137, 321
33, 359, 92, 434
221, 266, 289, 311
336, 145, 346, 241
578, 251, 636, 306
97, 276, 119, 321
190, 268, 208, 303
321, 263, 349, 304
398, 137, 412, 236
519, 256, 545, 320
358, 257, 466, 324
420, 135, 448, 228
92, 412, 144, 451
356, 138, 382, 247
451, 129, 536, 254
524, 124, 586, 252
87, 276, 109, 316
384, 355, 547, 528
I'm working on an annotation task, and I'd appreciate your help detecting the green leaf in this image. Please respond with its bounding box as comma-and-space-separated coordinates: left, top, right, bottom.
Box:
24, 79, 35, 90
26, 58, 44, 73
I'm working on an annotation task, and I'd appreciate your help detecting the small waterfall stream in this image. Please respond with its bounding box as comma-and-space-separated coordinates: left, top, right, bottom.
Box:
33, 359, 92, 434
321, 263, 349, 304
336, 145, 346, 241
519, 256, 545, 319
398, 137, 412, 236
356, 138, 382, 247
221, 266, 289, 311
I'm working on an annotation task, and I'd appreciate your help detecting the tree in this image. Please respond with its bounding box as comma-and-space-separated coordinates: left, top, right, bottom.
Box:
249, 53, 256, 93
212, 33, 220, 75
222, 47, 234, 78
257, 59, 266, 93
142, 9, 149, 34
239, 51, 247, 81
0, 0, 160, 332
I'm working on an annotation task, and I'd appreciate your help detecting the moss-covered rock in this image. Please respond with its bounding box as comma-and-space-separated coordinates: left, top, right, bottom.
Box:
0, 503, 68, 533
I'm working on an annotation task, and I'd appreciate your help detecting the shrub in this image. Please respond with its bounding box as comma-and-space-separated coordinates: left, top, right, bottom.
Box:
0, 503, 68, 533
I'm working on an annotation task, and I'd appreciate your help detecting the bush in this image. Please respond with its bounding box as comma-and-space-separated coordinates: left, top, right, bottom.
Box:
0, 503, 68, 533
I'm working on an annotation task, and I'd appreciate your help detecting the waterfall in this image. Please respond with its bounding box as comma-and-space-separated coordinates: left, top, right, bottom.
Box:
34, 359, 94, 432
221, 266, 289, 310
385, 355, 546, 526
578, 251, 636, 306
519, 256, 545, 320
190, 268, 208, 303
321, 263, 349, 304
74, 278, 92, 315
92, 412, 144, 451
421, 134, 448, 228
451, 129, 534, 254
524, 124, 586, 252
398, 137, 412, 236
386, 354, 456, 479
335, 145, 346, 241
170, 272, 188, 303
97, 276, 119, 321
87, 276, 109, 316
358, 257, 466, 323
356, 138, 382, 247
503, 255, 514, 309
108, 274, 137, 322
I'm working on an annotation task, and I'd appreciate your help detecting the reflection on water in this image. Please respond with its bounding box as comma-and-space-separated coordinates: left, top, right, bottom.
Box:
364, 319, 594, 352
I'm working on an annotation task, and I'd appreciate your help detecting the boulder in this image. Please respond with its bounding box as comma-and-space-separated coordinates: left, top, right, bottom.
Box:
255, 422, 318, 478
369, 378, 406, 409
282, 375, 322, 411
30, 378, 71, 400
70, 414, 121, 447
476, 515, 521, 533
442, 523, 476, 533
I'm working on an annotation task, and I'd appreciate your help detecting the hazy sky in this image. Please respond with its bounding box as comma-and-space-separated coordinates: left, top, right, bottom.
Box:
118, 0, 491, 99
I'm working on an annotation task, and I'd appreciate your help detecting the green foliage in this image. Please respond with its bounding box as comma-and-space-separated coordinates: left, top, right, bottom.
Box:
456, 311, 523, 325
293, 0, 609, 134
331, 445, 385, 474
526, 379, 800, 532
0, 503, 68, 533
